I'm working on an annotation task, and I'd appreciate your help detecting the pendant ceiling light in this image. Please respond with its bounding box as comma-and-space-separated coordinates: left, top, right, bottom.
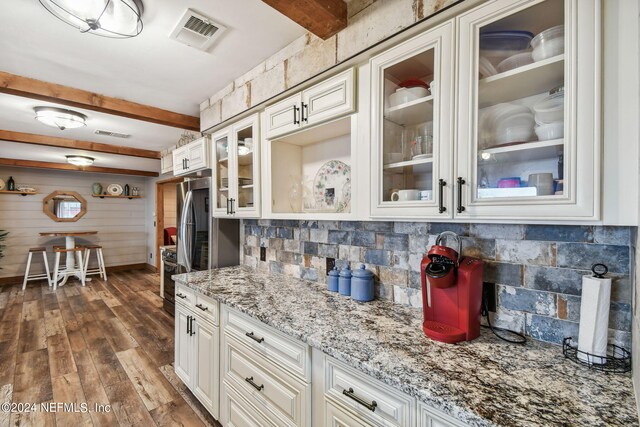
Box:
34, 107, 87, 130
38, 0, 144, 38
66, 155, 95, 167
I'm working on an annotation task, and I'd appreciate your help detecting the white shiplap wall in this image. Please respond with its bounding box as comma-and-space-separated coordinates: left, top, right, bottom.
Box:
0, 167, 148, 278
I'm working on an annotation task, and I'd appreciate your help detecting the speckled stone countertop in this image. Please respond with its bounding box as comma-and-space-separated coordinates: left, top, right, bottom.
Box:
173, 266, 638, 427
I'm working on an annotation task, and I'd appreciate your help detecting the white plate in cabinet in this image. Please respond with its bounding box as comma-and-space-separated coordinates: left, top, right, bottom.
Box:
223, 334, 311, 426
454, 0, 600, 220
302, 68, 356, 127
324, 399, 372, 427
222, 379, 278, 427
223, 306, 311, 380
324, 355, 416, 427
418, 402, 468, 427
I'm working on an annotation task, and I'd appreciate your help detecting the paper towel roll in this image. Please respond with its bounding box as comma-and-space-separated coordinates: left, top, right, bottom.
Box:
577, 275, 611, 364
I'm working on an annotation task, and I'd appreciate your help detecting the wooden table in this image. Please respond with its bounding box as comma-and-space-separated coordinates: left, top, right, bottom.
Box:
39, 231, 98, 286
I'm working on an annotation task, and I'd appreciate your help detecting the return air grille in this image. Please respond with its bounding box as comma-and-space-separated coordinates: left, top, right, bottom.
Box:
170, 9, 227, 52
94, 130, 131, 139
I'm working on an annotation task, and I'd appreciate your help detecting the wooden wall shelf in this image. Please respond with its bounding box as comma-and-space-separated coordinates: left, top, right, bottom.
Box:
92, 194, 142, 200
0, 190, 37, 196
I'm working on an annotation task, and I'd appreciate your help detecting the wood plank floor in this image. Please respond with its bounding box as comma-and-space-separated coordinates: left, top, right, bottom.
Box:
0, 270, 218, 427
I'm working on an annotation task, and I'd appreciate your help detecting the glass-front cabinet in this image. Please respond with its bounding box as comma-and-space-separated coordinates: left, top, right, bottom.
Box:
455, 0, 600, 220
211, 113, 260, 218
370, 21, 454, 218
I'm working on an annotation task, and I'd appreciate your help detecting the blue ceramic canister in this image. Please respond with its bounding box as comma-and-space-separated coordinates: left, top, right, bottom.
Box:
351, 264, 374, 302
327, 267, 339, 292
338, 266, 352, 296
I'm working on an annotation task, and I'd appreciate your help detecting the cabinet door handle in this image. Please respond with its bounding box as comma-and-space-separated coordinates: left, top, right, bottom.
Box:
185, 158, 189, 169
342, 388, 377, 412
186, 315, 191, 335
438, 179, 447, 213
226, 198, 230, 215
245, 331, 264, 343
245, 376, 264, 391
176, 293, 187, 299
195, 303, 208, 312
230, 198, 235, 214
293, 105, 300, 125
456, 177, 466, 213
190, 317, 195, 336
301, 102, 308, 123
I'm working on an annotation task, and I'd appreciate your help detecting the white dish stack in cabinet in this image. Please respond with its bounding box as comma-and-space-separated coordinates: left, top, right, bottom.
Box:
173, 136, 211, 176
262, 68, 361, 220
211, 113, 261, 218
174, 284, 220, 418
369, 0, 601, 221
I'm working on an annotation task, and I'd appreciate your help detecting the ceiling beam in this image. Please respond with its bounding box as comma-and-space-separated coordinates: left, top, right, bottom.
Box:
0, 71, 200, 131
262, 0, 347, 40
0, 158, 158, 177
0, 130, 161, 159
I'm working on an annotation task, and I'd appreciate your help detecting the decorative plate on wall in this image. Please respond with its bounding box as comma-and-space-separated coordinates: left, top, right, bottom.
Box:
107, 184, 124, 196
313, 160, 351, 213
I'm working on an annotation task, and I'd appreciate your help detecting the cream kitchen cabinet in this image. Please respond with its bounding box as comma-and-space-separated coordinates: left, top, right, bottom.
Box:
161, 147, 175, 175
370, 0, 601, 221
370, 20, 455, 219
173, 136, 211, 176
264, 68, 356, 140
174, 288, 220, 419
212, 113, 260, 218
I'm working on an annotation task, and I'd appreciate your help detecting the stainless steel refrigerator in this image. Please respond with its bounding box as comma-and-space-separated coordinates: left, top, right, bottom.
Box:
177, 177, 240, 273
166, 177, 239, 315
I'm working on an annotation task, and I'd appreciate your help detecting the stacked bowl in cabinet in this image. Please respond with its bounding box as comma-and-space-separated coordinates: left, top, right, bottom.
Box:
533, 87, 564, 141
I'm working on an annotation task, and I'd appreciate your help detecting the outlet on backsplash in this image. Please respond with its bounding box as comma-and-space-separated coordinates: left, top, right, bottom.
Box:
326, 257, 335, 275
483, 282, 496, 313
260, 246, 266, 262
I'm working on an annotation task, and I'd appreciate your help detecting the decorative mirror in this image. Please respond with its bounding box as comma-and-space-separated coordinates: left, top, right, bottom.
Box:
43, 191, 87, 222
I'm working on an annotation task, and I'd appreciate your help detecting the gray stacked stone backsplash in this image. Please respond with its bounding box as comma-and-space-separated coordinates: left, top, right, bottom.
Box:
241, 219, 633, 348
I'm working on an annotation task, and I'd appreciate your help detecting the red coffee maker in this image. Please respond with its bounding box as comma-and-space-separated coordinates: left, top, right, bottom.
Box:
421, 232, 483, 344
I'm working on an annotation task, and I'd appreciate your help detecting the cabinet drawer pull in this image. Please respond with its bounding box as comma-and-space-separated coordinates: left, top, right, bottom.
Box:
301, 102, 308, 123
195, 303, 208, 311
189, 316, 195, 336
186, 315, 191, 335
245, 376, 264, 391
342, 388, 377, 412
245, 331, 264, 343
438, 179, 447, 213
293, 105, 300, 125
176, 293, 187, 299
456, 177, 466, 213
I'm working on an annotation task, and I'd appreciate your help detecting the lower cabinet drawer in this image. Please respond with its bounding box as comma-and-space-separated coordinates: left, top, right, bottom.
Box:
325, 398, 371, 427
324, 356, 416, 427
223, 334, 310, 426
418, 402, 467, 427
194, 292, 219, 325
222, 380, 277, 427
175, 283, 196, 307
223, 305, 310, 380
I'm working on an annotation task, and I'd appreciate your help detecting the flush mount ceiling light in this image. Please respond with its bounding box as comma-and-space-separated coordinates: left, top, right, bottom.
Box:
38, 0, 144, 38
34, 107, 87, 130
66, 155, 95, 167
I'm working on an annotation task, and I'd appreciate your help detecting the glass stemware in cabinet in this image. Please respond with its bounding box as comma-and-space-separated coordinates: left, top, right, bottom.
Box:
215, 136, 229, 211
475, 0, 566, 201
381, 47, 436, 204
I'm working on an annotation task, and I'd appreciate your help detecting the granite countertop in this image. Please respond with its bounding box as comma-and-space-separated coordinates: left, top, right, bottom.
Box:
173, 266, 638, 427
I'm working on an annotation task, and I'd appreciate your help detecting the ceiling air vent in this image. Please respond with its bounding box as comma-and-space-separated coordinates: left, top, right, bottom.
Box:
94, 130, 131, 139
169, 9, 226, 52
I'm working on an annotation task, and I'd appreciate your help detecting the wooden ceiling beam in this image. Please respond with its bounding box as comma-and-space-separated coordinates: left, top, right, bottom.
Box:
0, 130, 161, 159
0, 158, 158, 177
0, 71, 200, 131
262, 0, 347, 40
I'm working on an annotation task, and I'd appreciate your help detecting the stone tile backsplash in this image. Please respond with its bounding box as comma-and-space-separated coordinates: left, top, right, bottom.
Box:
241, 220, 633, 348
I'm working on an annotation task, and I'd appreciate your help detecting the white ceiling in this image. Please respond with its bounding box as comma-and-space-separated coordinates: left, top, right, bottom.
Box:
0, 0, 305, 116
0, 0, 306, 170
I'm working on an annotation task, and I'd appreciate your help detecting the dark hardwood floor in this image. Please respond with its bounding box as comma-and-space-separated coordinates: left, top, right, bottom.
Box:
0, 270, 216, 427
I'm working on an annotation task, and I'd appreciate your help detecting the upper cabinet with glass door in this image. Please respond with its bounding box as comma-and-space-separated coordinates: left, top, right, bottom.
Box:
455, 0, 600, 220
211, 113, 260, 218
370, 21, 454, 218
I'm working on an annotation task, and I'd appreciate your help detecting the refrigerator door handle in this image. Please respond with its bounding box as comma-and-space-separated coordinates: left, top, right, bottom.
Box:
180, 190, 193, 272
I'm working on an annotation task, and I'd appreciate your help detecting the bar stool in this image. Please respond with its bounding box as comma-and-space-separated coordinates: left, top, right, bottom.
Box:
52, 247, 85, 290
22, 247, 52, 290
82, 245, 107, 281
